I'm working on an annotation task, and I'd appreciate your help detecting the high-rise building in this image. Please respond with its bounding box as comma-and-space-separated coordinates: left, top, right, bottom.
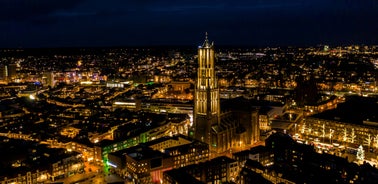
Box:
194, 33, 220, 145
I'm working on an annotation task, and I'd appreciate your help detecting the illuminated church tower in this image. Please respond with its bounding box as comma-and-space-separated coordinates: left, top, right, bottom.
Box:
193, 34, 260, 153
194, 33, 220, 145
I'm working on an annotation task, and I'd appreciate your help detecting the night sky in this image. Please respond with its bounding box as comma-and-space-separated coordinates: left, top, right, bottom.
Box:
1, 0, 377, 48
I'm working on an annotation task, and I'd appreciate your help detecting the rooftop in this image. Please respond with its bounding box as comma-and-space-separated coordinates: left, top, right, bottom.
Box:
0, 137, 80, 179
125, 145, 168, 161
311, 95, 378, 124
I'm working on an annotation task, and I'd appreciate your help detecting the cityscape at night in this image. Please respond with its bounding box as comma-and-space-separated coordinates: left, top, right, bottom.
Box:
1, 1, 378, 184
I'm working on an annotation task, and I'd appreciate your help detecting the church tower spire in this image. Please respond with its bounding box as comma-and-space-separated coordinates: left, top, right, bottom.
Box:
202, 32, 212, 48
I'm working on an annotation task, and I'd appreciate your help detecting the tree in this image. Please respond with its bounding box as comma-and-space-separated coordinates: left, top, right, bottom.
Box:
374, 134, 378, 148
357, 145, 365, 163
343, 128, 348, 143
322, 123, 325, 142
350, 128, 356, 143
364, 134, 372, 150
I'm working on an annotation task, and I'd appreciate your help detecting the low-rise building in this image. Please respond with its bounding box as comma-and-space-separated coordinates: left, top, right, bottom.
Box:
0, 138, 84, 184
163, 156, 239, 184
165, 140, 209, 168
107, 135, 209, 182
125, 145, 173, 184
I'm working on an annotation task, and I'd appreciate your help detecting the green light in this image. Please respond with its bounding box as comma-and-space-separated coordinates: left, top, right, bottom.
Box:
103, 155, 110, 174
140, 133, 147, 143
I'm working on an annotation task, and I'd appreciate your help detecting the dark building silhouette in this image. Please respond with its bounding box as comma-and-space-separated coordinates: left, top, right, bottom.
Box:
163, 156, 239, 183
233, 132, 378, 184
294, 75, 320, 107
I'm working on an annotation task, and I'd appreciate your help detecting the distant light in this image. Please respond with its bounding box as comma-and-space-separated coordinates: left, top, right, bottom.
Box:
121, 81, 131, 84
114, 102, 135, 106
80, 81, 93, 85
29, 94, 35, 100
107, 161, 117, 168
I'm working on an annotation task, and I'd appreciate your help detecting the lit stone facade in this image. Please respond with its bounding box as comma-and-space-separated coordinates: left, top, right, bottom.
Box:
193, 35, 260, 153
194, 34, 220, 145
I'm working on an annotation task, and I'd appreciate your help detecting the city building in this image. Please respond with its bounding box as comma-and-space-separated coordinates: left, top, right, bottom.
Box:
238, 167, 273, 184
7, 64, 18, 81
107, 135, 208, 182
193, 33, 221, 146
101, 115, 191, 173
231, 132, 378, 184
193, 34, 260, 153
0, 65, 7, 80
124, 145, 173, 183
299, 96, 378, 150
164, 139, 209, 168
42, 72, 55, 88
303, 95, 340, 116
163, 156, 239, 183
0, 138, 84, 184
163, 169, 202, 184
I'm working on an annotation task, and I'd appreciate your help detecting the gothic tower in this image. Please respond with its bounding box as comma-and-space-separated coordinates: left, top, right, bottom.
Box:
194, 33, 220, 146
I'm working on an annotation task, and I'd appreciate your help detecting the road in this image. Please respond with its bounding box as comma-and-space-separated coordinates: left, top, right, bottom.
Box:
52, 171, 125, 184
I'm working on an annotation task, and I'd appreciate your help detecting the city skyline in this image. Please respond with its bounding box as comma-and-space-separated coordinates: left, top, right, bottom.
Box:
1, 0, 378, 48
0, 32, 378, 183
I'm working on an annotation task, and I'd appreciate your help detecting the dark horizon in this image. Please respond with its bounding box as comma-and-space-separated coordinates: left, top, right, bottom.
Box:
1, 42, 377, 51
1, 1, 378, 48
